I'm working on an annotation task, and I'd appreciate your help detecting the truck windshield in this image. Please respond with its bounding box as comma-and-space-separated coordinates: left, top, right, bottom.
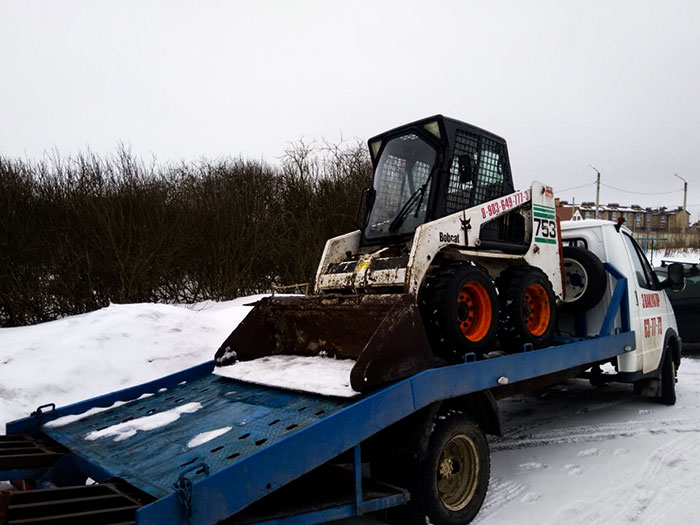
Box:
364, 134, 436, 240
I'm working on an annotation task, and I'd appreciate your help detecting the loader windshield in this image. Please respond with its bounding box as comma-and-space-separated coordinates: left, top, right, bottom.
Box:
365, 134, 436, 240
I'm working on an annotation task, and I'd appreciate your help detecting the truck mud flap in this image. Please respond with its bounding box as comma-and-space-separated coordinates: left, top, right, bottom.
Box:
215, 294, 434, 392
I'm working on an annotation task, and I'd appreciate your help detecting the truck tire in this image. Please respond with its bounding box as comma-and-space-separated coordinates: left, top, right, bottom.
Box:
658, 348, 677, 406
561, 246, 607, 312
422, 412, 490, 525
497, 266, 557, 351
420, 263, 499, 361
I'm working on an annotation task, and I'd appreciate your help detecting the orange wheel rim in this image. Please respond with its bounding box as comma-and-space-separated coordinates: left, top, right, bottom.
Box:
456, 282, 492, 342
523, 284, 550, 336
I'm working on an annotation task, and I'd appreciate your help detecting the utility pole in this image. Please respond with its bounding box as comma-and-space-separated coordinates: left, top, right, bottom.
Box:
674, 173, 688, 232
590, 165, 601, 219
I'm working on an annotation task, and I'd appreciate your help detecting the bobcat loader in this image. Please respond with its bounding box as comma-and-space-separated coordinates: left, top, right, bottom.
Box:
215, 115, 564, 392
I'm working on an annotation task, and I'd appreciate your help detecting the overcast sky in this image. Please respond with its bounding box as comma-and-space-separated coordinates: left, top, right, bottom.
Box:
1, 1, 698, 216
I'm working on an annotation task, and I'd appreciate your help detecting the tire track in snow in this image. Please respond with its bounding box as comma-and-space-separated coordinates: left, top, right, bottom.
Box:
491, 418, 700, 451
622, 435, 700, 525
472, 477, 528, 523
549, 434, 700, 525
493, 399, 625, 442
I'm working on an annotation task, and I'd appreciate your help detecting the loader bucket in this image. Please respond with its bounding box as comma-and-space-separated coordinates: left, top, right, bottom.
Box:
214, 294, 435, 393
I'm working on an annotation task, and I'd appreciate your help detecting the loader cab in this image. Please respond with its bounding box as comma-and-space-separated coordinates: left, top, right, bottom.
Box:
361, 115, 516, 247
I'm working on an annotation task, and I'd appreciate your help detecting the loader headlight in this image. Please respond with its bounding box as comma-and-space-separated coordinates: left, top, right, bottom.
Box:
424, 121, 441, 139
370, 140, 382, 159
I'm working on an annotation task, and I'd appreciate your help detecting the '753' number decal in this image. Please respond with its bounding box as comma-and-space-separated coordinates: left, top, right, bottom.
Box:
534, 218, 557, 239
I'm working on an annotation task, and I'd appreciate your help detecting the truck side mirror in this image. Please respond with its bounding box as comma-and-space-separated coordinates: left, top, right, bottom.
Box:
457, 154, 474, 184
664, 262, 685, 293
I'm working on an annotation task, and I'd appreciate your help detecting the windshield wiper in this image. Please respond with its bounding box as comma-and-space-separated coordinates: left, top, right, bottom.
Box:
388, 172, 433, 233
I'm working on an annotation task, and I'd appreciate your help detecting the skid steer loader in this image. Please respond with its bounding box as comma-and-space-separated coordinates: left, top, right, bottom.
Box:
215, 115, 563, 393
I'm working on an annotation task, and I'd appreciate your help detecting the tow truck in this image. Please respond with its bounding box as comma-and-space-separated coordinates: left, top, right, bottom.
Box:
0, 116, 685, 525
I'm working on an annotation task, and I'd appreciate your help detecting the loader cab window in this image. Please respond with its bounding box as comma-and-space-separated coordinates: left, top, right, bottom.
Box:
445, 131, 510, 215
364, 134, 437, 240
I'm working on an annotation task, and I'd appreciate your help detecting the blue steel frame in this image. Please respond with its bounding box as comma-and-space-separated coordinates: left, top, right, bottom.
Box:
5, 265, 633, 525
599, 263, 631, 336
573, 262, 630, 339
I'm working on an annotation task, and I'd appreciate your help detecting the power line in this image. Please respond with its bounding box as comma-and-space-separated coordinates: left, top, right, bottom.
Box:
600, 182, 683, 196
556, 181, 596, 193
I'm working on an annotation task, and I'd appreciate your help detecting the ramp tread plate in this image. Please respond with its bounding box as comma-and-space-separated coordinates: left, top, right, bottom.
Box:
42, 374, 353, 498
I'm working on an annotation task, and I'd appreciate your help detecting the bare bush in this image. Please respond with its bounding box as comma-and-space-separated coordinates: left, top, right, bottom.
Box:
0, 140, 372, 326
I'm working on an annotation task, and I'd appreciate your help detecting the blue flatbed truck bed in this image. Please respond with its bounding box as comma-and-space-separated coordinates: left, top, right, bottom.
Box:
1, 268, 633, 525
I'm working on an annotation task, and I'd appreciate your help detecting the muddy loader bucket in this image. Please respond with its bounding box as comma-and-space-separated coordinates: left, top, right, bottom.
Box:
214, 294, 434, 393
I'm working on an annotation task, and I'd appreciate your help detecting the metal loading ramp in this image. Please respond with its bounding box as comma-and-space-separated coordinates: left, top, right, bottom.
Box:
5, 332, 636, 524
41, 373, 355, 500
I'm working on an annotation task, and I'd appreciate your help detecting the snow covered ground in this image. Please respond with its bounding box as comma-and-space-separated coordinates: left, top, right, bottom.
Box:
0, 295, 265, 426
2, 296, 700, 523
476, 362, 700, 524
646, 247, 700, 266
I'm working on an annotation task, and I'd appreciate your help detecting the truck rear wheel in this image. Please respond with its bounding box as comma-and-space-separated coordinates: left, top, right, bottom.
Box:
369, 403, 494, 525
658, 348, 677, 406
422, 412, 490, 525
420, 263, 499, 361
497, 266, 557, 351
561, 246, 607, 312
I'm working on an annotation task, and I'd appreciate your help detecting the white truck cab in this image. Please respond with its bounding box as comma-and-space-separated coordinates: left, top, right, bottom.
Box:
560, 219, 682, 391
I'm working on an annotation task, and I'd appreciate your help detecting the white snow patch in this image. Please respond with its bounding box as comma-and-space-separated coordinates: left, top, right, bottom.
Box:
576, 448, 600, 457
187, 426, 232, 448
519, 461, 547, 471
521, 492, 542, 504
214, 355, 359, 397
85, 402, 202, 442
564, 464, 583, 476
44, 401, 128, 428
46, 393, 157, 429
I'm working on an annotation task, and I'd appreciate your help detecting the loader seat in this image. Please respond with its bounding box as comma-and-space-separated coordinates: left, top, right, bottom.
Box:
479, 211, 528, 254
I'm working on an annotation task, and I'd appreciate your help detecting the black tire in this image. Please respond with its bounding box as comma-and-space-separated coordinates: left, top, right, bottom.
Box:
658, 348, 677, 406
633, 380, 644, 396
422, 412, 490, 525
497, 266, 557, 351
419, 263, 499, 362
369, 410, 490, 525
561, 246, 607, 312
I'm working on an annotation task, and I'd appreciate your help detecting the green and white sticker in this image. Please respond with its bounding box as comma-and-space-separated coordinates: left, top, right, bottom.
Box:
533, 204, 557, 243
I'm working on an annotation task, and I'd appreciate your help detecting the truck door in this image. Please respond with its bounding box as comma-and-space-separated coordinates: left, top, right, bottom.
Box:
620, 233, 667, 373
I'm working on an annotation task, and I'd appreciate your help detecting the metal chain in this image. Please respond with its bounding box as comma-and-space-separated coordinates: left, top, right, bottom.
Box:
173, 462, 209, 524
173, 476, 194, 523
